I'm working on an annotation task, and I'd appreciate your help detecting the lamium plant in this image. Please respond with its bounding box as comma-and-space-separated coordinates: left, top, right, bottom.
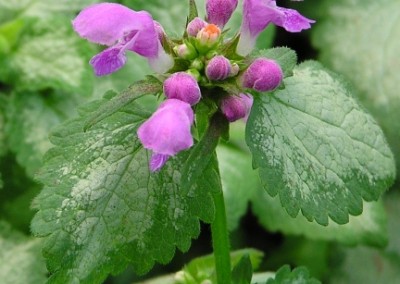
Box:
22, 0, 396, 283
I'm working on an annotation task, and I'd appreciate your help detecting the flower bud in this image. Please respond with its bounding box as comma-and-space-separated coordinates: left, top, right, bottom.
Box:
205, 55, 232, 81
196, 24, 221, 50
190, 58, 204, 71
206, 0, 238, 28
186, 17, 207, 37
173, 42, 197, 59
220, 93, 253, 122
230, 63, 240, 76
241, 58, 283, 92
137, 99, 194, 172
163, 72, 201, 105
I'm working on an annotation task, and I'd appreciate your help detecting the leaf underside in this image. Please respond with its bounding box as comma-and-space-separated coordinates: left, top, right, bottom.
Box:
246, 61, 395, 225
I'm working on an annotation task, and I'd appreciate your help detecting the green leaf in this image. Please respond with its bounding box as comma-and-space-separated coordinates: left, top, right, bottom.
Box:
330, 247, 400, 284
194, 99, 218, 139
5, 91, 82, 177
0, 221, 47, 283
255, 25, 276, 51
232, 254, 253, 284
181, 113, 228, 192
177, 249, 263, 284
0, 156, 43, 232
84, 77, 163, 130
138, 274, 176, 284
251, 272, 275, 283
187, 0, 199, 24
217, 143, 259, 231
266, 265, 320, 284
0, 99, 6, 158
252, 47, 298, 77
312, 0, 400, 176
328, 190, 400, 283
0, 18, 26, 52
0, 0, 97, 22
31, 94, 220, 283
386, 191, 400, 255
246, 61, 395, 225
2, 18, 93, 94
251, 188, 388, 247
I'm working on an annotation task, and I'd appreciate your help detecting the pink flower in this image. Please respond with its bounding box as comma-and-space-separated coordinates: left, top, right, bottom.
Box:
73, 3, 173, 76
163, 72, 201, 105
241, 58, 283, 92
220, 93, 253, 122
137, 99, 194, 172
206, 0, 238, 28
237, 0, 315, 56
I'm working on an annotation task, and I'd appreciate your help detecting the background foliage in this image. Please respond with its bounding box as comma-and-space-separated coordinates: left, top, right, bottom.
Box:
0, 0, 399, 283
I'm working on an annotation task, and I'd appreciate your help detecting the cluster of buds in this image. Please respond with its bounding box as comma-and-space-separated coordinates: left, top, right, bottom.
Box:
73, 0, 314, 171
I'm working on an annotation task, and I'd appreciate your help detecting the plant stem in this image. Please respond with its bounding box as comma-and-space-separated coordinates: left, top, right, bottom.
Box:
211, 190, 232, 283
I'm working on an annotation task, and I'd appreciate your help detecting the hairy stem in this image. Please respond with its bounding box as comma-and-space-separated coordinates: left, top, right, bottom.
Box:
211, 190, 232, 283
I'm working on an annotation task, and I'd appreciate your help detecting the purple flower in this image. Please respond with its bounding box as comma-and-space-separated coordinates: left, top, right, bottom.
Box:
237, 0, 315, 56
241, 58, 283, 92
72, 3, 173, 76
153, 20, 166, 42
187, 17, 207, 37
205, 55, 232, 81
206, 0, 238, 28
137, 99, 194, 172
163, 72, 201, 105
220, 93, 253, 122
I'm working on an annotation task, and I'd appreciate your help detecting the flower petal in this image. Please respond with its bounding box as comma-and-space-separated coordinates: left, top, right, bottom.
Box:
137, 99, 194, 156
148, 42, 174, 74
73, 3, 158, 58
275, 7, 315, 32
89, 46, 127, 76
149, 153, 170, 172
237, 0, 314, 56
206, 0, 238, 28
